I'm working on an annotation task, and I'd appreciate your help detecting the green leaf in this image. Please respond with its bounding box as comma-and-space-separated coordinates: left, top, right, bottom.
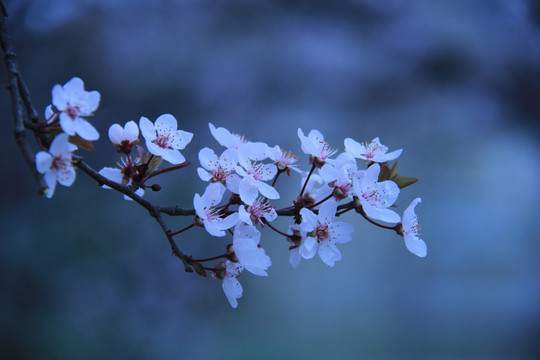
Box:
378, 162, 392, 182
390, 160, 400, 179
395, 176, 418, 189
68, 134, 95, 151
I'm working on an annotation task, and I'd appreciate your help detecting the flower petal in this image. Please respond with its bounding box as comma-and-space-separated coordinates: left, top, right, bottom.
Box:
318, 242, 342, 267
222, 275, 243, 309
79, 90, 100, 115
344, 137, 365, 157
239, 178, 259, 205
56, 164, 76, 186
124, 120, 139, 142
289, 248, 302, 269
43, 171, 57, 198
154, 114, 177, 135
209, 123, 235, 148
139, 116, 155, 141
108, 124, 124, 145
198, 147, 218, 171
361, 198, 401, 223
58, 114, 77, 136
318, 199, 337, 225
300, 236, 318, 259
98, 167, 123, 186
35, 152, 53, 174
161, 148, 185, 165
216, 212, 240, 231
73, 118, 99, 141
197, 168, 213, 182
256, 181, 280, 200
329, 221, 354, 243
405, 234, 427, 258
171, 130, 193, 150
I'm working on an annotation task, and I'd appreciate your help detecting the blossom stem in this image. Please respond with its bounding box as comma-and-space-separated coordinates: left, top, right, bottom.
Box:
299, 163, 316, 198
169, 223, 195, 236
189, 254, 228, 263
335, 206, 354, 217
357, 206, 399, 231
306, 194, 333, 209
262, 219, 291, 238
43, 110, 59, 125
146, 161, 190, 179
271, 171, 281, 187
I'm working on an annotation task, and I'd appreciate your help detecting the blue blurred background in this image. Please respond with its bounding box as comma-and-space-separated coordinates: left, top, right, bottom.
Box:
1, 0, 540, 359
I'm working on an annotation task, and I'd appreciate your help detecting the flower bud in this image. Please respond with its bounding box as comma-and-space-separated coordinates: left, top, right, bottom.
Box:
225, 244, 238, 262
213, 262, 226, 280
192, 262, 207, 277
194, 216, 204, 227
332, 187, 347, 201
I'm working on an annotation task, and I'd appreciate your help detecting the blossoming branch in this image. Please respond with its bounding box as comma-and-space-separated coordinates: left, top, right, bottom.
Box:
1, 7, 426, 309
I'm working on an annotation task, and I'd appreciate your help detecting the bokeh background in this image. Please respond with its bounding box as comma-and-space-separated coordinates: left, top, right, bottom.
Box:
1, 0, 540, 359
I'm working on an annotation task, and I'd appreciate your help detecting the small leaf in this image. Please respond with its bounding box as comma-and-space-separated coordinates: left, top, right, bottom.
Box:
192, 263, 207, 277
68, 134, 95, 151
378, 162, 391, 182
395, 176, 418, 189
390, 160, 400, 179
147, 155, 163, 176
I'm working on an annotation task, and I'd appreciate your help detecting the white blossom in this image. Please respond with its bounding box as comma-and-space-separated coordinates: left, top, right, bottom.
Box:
344, 137, 402, 163
140, 114, 193, 164
193, 183, 239, 237
217, 260, 243, 309
238, 197, 277, 226
352, 163, 401, 223
233, 223, 272, 276
209, 123, 268, 163
402, 198, 427, 257
266, 145, 301, 173
319, 152, 357, 200
98, 157, 144, 200
51, 77, 101, 141
108, 121, 139, 151
35, 133, 77, 198
297, 128, 337, 164
297, 200, 354, 267
232, 161, 279, 205
197, 147, 237, 186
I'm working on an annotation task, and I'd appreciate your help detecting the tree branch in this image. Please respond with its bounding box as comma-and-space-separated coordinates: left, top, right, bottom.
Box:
0, 6, 48, 194
74, 155, 193, 272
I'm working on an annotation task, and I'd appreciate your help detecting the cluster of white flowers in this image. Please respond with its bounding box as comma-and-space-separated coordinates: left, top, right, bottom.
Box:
35, 77, 427, 309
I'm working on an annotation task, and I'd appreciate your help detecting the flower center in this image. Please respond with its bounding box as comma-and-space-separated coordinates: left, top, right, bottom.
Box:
66, 105, 80, 120
362, 189, 379, 204
120, 159, 139, 179
212, 168, 229, 182
249, 199, 272, 222
407, 217, 421, 236
278, 150, 299, 166
247, 163, 265, 181
315, 223, 329, 242
154, 134, 171, 149
318, 141, 336, 160
52, 155, 69, 171
205, 207, 222, 222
